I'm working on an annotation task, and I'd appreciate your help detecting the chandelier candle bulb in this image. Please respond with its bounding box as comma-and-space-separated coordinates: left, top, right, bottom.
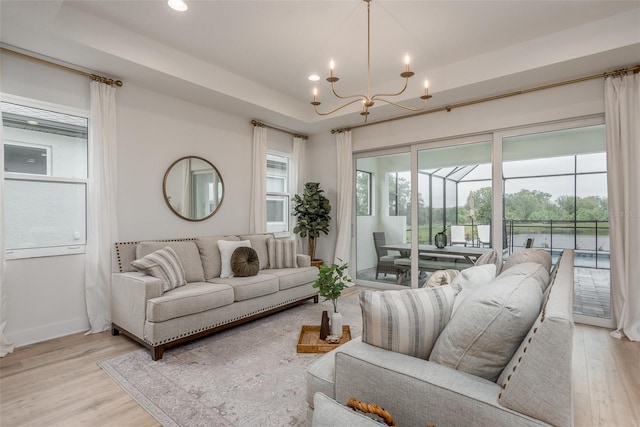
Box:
405, 55, 410, 71
421, 80, 432, 100
311, 88, 321, 106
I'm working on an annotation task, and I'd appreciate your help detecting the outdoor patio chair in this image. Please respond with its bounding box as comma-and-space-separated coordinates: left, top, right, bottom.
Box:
450, 225, 467, 246
373, 232, 401, 280
477, 224, 491, 247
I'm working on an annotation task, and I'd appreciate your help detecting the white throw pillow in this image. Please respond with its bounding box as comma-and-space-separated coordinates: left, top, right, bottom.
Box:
131, 246, 187, 293
429, 268, 548, 382
498, 262, 551, 292
503, 248, 552, 273
360, 285, 459, 360
451, 264, 497, 314
218, 240, 251, 278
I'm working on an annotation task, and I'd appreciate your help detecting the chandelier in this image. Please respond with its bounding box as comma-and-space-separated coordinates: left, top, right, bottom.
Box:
310, 0, 431, 122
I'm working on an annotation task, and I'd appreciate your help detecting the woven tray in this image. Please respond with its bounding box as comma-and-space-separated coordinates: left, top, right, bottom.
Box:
296, 325, 352, 353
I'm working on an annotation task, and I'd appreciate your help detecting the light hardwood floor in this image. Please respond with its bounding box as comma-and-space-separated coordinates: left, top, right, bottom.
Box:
1, 301, 639, 426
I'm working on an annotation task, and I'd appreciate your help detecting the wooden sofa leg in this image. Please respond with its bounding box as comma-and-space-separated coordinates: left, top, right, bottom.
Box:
111, 325, 120, 336
152, 346, 164, 361
313, 295, 319, 303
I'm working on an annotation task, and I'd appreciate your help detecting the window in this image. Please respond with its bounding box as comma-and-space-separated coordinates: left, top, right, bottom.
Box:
356, 170, 372, 216
2, 98, 89, 259
388, 171, 411, 218
266, 152, 290, 233
502, 124, 608, 265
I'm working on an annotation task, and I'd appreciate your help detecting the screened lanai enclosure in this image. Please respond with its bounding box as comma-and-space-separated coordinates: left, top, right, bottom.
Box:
354, 123, 611, 325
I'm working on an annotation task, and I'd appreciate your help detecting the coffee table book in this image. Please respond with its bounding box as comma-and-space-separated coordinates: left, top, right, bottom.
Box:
297, 325, 352, 353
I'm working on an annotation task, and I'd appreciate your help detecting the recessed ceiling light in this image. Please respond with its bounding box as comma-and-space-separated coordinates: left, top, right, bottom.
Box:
168, 0, 188, 12
308, 75, 320, 82
27, 120, 39, 125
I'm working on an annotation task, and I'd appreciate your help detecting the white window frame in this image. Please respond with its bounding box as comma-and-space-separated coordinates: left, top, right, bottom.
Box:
266, 151, 291, 233
2, 94, 89, 260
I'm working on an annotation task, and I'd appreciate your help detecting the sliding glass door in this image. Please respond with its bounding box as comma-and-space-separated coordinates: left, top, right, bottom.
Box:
355, 150, 411, 287
417, 141, 493, 247
501, 123, 612, 327
353, 118, 612, 326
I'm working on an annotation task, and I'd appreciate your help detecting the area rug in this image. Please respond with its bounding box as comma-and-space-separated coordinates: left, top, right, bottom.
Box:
98, 293, 362, 427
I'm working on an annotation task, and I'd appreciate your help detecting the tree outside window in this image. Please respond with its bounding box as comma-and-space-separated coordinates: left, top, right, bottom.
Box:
356, 170, 371, 216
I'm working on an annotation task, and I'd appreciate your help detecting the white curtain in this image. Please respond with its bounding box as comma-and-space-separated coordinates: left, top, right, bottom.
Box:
85, 81, 119, 334
334, 131, 353, 264
291, 136, 306, 249
0, 108, 15, 357
605, 71, 640, 341
250, 125, 267, 233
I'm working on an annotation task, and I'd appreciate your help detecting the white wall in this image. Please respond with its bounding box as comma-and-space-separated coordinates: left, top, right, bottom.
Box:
115, 84, 252, 240
1, 53, 257, 346
305, 131, 338, 263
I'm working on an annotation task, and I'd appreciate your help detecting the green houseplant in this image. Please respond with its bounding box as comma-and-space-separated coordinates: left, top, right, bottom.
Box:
313, 260, 352, 313
313, 260, 352, 337
292, 182, 331, 261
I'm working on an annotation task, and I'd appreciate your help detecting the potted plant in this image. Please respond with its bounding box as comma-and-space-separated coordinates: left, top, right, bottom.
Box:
313, 260, 352, 337
292, 182, 331, 265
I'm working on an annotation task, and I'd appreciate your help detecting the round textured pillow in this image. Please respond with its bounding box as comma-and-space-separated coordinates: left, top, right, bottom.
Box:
231, 246, 259, 277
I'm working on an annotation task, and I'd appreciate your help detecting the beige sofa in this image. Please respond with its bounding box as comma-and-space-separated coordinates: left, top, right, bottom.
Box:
308, 249, 575, 427
111, 234, 318, 360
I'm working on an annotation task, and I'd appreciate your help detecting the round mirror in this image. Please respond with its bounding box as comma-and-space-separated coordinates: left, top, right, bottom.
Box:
163, 156, 224, 221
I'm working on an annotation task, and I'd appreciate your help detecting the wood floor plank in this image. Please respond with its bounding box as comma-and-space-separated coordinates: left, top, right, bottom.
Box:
572, 326, 594, 427
0, 332, 158, 427
1, 298, 639, 426
582, 325, 639, 427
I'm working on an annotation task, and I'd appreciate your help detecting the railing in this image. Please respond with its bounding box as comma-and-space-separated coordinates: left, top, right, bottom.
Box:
504, 219, 610, 269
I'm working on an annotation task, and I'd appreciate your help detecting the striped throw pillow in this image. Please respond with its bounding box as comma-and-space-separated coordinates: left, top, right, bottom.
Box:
131, 246, 187, 293
360, 285, 459, 359
267, 238, 298, 269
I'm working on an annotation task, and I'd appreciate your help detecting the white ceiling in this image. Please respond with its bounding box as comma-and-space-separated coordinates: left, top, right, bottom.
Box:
1, 0, 639, 133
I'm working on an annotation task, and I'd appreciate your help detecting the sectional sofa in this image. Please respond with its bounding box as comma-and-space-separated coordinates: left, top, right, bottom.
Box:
308, 249, 575, 427
111, 234, 319, 360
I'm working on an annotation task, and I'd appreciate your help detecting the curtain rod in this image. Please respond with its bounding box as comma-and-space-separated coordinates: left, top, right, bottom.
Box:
1, 47, 124, 87
251, 119, 308, 140
331, 64, 640, 134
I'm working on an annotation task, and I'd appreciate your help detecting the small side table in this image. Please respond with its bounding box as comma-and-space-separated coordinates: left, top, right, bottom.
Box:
296, 325, 352, 353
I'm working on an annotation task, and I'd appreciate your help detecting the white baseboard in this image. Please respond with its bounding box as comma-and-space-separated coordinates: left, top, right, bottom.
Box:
6, 317, 91, 348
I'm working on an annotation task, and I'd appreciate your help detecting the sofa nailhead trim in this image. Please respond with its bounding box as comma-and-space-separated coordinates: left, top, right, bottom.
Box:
501, 299, 546, 392
147, 293, 318, 345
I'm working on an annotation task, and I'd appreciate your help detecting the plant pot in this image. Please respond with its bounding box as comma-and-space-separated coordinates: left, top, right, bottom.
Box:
330, 312, 343, 338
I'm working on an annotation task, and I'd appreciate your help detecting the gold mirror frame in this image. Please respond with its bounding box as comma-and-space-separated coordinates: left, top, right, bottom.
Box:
162, 156, 224, 221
